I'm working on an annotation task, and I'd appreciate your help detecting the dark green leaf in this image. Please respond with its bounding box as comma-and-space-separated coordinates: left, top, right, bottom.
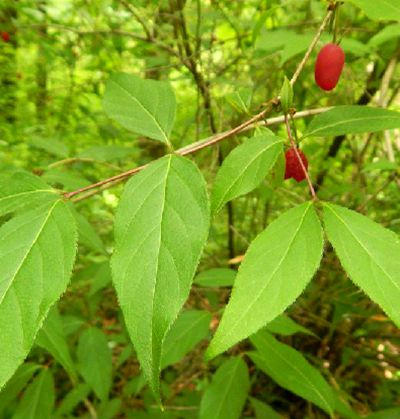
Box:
199, 358, 250, 419
249, 331, 335, 415
12, 369, 55, 419
77, 327, 112, 401
194, 268, 236, 287
36, 307, 77, 380
161, 310, 211, 369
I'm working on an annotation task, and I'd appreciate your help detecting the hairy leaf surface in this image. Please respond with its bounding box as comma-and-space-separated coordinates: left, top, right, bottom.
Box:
323, 203, 400, 326
0, 200, 77, 390
0, 171, 58, 217
206, 202, 323, 358
111, 154, 209, 400
211, 133, 283, 214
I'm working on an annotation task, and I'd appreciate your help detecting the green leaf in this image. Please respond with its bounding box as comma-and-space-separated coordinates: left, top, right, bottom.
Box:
0, 200, 77, 390
265, 314, 316, 337
339, 37, 369, 57
367, 408, 400, 419
280, 76, 293, 114
98, 398, 122, 419
369, 24, 400, 47
55, 383, 91, 417
303, 106, 400, 138
74, 211, 106, 254
12, 369, 55, 419
249, 331, 335, 415
194, 268, 236, 287
103, 73, 176, 145
29, 136, 70, 158
199, 357, 250, 419
362, 160, 398, 172
255, 29, 313, 65
42, 168, 90, 190
344, 0, 400, 21
250, 397, 281, 419
36, 307, 77, 380
62, 315, 85, 336
226, 87, 253, 113
111, 154, 210, 400
206, 202, 323, 359
323, 203, 400, 327
77, 327, 112, 401
279, 34, 313, 65
161, 310, 211, 369
0, 363, 40, 412
211, 133, 283, 214
0, 171, 58, 217
89, 262, 112, 296
333, 392, 360, 419
78, 145, 136, 162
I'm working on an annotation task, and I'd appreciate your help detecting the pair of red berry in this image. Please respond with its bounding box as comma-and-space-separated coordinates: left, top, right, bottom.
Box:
285, 43, 345, 182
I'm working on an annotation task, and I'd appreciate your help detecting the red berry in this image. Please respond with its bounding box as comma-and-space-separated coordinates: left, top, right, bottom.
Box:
314, 43, 345, 91
1, 31, 10, 43
284, 147, 308, 183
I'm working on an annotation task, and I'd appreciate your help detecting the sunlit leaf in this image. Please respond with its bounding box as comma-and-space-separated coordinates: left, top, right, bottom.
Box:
111, 154, 209, 400
304, 106, 400, 138
323, 203, 400, 327
211, 133, 283, 214
206, 202, 323, 359
103, 73, 176, 145
0, 201, 77, 390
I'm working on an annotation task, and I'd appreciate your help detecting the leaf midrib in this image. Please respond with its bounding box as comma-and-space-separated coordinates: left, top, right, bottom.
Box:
258, 336, 333, 414
306, 114, 399, 137
211, 203, 312, 350
28, 371, 47, 418
325, 204, 400, 312
0, 189, 55, 204
211, 360, 243, 419
213, 139, 282, 213
110, 79, 168, 143
150, 155, 173, 392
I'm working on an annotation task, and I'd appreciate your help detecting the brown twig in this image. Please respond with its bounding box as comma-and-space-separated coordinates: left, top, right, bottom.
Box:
290, 7, 334, 86
63, 3, 335, 201
64, 107, 330, 201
